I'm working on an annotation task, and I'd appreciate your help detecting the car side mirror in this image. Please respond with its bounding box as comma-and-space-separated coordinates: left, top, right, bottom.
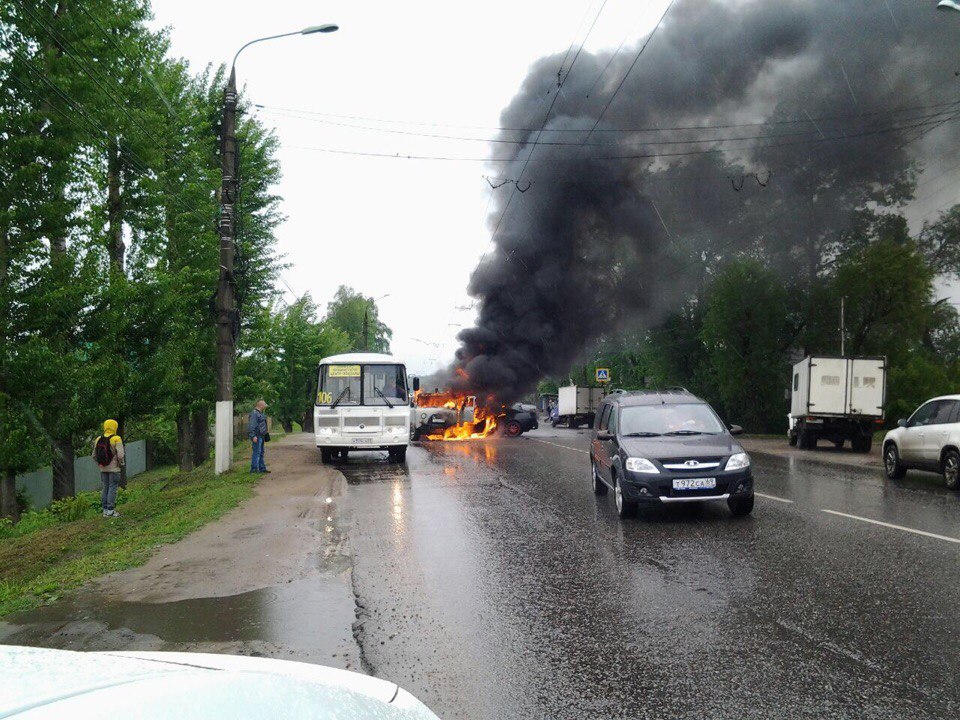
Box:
597, 430, 614, 442
728, 424, 743, 436
897, 418, 907, 428
412, 377, 420, 392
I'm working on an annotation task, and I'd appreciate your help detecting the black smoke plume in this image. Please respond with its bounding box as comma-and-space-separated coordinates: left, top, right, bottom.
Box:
448, 0, 960, 404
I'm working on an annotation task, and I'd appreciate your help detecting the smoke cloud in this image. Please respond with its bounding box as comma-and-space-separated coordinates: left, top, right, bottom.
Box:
448, 0, 960, 404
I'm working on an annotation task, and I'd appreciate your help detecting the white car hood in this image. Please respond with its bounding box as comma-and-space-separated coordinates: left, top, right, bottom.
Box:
0, 646, 438, 720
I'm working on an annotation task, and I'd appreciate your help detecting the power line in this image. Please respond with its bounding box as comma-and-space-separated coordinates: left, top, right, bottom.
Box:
287, 111, 960, 164
583, 0, 676, 141
255, 97, 960, 136
261, 103, 960, 148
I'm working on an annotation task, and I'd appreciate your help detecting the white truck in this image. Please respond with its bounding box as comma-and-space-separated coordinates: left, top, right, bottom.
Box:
788, 356, 886, 453
554, 385, 606, 429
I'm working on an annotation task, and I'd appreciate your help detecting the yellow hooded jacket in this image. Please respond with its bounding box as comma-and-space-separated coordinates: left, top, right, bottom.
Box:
93, 419, 125, 472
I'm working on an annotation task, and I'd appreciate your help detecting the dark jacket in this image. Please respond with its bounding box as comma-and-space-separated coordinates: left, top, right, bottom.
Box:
247, 408, 268, 440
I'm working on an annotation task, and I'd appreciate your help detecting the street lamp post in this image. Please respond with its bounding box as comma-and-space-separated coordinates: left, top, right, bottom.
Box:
215, 23, 338, 475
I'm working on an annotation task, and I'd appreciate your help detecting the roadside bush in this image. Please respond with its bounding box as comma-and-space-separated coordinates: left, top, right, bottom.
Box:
49, 494, 97, 523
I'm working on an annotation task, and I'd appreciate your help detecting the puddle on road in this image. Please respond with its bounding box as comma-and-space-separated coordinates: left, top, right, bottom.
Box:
0, 576, 356, 656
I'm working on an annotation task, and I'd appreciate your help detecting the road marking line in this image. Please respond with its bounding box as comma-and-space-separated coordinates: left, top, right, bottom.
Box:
527, 438, 590, 454
821, 509, 960, 545
755, 492, 794, 504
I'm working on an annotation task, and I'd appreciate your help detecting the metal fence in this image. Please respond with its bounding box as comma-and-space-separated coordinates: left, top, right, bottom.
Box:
15, 440, 148, 511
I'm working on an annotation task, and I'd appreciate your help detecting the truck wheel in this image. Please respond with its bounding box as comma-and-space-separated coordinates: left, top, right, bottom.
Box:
505, 420, 523, 437
569, 418, 579, 429
320, 448, 332, 464
799, 429, 815, 449
788, 431, 798, 447
942, 449, 960, 490
884, 443, 906, 480
389, 446, 407, 463
551, 419, 559, 428
851, 436, 872, 453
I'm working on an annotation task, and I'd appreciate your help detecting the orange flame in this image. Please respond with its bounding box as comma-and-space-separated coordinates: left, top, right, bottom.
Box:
415, 390, 501, 441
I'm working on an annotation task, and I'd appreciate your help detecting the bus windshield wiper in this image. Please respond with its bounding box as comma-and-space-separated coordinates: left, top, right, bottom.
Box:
330, 386, 351, 409
374, 386, 394, 408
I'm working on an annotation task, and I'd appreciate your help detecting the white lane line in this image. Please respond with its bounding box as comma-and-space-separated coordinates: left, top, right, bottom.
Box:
821, 509, 960, 545
755, 492, 794, 504
527, 437, 590, 455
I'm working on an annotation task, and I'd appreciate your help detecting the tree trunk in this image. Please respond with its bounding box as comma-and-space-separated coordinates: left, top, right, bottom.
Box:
301, 409, 315, 434
191, 405, 209, 466
1, 469, 18, 523
106, 139, 126, 272
51, 436, 75, 500
281, 419, 293, 434
176, 406, 194, 472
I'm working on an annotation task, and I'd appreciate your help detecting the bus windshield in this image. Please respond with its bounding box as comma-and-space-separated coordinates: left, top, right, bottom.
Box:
317, 364, 407, 406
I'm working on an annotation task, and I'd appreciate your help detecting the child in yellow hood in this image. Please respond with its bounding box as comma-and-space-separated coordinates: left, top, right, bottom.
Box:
92, 419, 125, 518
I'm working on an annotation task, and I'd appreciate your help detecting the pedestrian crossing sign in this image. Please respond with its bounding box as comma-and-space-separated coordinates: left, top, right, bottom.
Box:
596, 368, 610, 382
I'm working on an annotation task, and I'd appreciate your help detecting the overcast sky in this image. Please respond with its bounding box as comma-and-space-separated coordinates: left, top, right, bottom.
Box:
148, 0, 669, 376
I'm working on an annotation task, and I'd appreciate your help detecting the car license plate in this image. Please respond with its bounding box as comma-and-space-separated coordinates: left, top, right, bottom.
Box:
672, 477, 716, 491
431, 417, 447, 424
353, 437, 373, 443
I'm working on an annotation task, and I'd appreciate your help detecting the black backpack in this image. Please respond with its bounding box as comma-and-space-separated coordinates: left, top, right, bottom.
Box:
95, 435, 115, 465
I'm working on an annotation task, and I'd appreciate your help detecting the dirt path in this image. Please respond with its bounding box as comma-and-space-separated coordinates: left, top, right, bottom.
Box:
1, 434, 362, 669
92, 434, 345, 602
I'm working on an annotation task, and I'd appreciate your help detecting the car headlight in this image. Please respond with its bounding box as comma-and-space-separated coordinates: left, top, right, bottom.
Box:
625, 457, 659, 474
725, 452, 750, 471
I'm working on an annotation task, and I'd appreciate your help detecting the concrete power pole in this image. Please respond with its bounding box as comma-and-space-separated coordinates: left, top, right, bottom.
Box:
214, 68, 238, 475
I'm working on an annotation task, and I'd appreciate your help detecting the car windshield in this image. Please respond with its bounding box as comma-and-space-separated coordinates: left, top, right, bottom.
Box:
619, 403, 725, 436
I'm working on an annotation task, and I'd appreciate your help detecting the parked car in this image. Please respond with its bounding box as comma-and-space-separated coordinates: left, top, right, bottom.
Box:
882, 394, 960, 489
589, 389, 753, 519
0, 645, 440, 719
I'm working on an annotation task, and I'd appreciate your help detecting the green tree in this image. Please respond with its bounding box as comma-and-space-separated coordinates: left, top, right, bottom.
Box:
701, 259, 790, 432
325, 286, 392, 353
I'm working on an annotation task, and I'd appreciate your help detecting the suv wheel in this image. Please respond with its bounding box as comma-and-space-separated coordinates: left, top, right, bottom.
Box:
728, 495, 754, 517
851, 435, 872, 453
614, 475, 637, 519
884, 443, 907, 480
942, 449, 960, 490
591, 459, 608, 495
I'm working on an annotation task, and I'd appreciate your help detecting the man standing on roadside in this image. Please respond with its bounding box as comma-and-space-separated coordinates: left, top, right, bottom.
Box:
248, 400, 269, 474
93, 419, 125, 518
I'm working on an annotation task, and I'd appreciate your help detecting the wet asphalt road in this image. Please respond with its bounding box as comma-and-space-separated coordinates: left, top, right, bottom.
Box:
343, 428, 960, 720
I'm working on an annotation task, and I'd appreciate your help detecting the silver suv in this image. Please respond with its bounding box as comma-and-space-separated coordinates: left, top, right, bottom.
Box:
882, 395, 960, 489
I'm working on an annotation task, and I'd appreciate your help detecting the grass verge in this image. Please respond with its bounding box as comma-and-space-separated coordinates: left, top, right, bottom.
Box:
0, 452, 259, 618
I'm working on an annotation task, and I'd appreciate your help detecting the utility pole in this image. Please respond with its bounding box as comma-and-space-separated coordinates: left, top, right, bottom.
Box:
840, 295, 846, 356
214, 68, 238, 475
212, 24, 338, 475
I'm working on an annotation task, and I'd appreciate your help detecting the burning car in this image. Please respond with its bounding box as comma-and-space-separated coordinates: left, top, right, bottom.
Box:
410, 392, 477, 440
409, 390, 535, 440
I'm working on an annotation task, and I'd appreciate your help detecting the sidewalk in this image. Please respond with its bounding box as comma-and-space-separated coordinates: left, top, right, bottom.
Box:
0, 434, 361, 670
740, 435, 883, 472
